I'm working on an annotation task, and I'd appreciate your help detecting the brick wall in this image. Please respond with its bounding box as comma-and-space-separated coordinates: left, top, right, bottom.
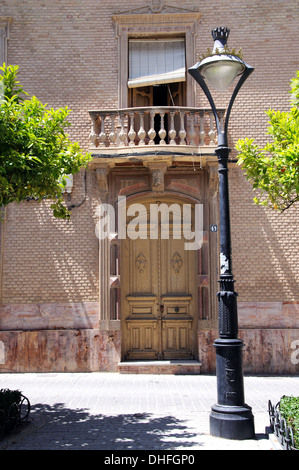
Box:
230, 168, 299, 303
0, 0, 297, 304
0, 0, 298, 373
1, 170, 99, 303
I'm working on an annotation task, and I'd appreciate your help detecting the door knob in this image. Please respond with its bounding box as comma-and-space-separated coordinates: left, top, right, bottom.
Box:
160, 304, 164, 314
175, 307, 179, 313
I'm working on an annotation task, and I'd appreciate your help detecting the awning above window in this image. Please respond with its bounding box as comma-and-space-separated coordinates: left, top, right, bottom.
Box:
128, 38, 186, 88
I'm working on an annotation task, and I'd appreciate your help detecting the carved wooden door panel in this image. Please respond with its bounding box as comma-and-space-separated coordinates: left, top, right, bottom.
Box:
121, 199, 197, 361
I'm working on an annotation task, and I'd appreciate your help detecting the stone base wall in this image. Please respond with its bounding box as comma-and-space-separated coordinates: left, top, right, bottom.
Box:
0, 328, 121, 373
0, 325, 297, 374
0, 301, 298, 374
199, 301, 299, 375
198, 329, 299, 375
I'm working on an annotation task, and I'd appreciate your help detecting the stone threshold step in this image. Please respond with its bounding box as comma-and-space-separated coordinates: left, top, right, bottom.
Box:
118, 360, 202, 375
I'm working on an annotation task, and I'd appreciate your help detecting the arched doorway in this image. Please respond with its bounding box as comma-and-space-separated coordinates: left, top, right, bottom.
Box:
120, 195, 199, 361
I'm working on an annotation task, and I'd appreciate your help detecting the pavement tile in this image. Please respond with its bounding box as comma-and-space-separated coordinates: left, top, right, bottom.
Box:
0, 373, 297, 451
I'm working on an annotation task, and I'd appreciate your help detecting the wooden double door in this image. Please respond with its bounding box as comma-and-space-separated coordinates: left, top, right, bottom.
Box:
121, 198, 198, 361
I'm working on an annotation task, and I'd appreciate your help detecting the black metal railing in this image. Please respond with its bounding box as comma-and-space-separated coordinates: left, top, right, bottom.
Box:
268, 400, 297, 451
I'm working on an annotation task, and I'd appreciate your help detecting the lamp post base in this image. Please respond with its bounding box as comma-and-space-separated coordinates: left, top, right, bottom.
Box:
209, 338, 255, 440
210, 403, 255, 440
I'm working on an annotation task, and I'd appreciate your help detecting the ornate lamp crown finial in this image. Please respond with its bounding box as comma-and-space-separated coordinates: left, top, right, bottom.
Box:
211, 27, 230, 53
212, 27, 230, 41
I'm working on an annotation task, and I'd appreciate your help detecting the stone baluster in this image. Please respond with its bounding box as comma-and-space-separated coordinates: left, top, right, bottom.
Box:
118, 113, 127, 147
209, 113, 216, 145
158, 111, 167, 145
199, 112, 206, 146
148, 110, 156, 145
138, 112, 146, 145
89, 116, 98, 148
128, 112, 136, 147
179, 111, 187, 145
219, 112, 224, 134
99, 114, 106, 147
169, 112, 177, 145
189, 112, 196, 146
109, 114, 117, 147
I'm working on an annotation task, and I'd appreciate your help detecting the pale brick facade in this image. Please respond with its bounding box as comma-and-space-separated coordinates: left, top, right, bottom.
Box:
0, 0, 298, 374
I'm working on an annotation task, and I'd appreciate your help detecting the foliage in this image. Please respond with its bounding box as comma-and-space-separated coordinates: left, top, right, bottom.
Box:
0, 63, 91, 219
0, 388, 21, 412
236, 71, 299, 212
279, 395, 299, 449
290, 71, 299, 107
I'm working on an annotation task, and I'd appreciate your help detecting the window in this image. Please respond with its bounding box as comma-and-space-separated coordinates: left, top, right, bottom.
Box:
128, 38, 186, 88
128, 37, 186, 109
0, 18, 11, 66
113, 8, 200, 108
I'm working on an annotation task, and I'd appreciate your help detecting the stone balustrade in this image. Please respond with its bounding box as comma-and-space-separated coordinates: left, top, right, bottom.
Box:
89, 107, 224, 151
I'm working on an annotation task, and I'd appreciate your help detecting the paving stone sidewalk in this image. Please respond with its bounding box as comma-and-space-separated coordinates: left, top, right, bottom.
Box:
0, 373, 297, 451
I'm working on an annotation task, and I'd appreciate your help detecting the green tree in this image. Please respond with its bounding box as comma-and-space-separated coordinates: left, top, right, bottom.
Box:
0, 64, 91, 219
236, 71, 299, 212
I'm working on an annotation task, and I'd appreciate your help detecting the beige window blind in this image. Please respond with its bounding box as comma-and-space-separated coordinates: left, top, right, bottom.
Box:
128, 38, 186, 88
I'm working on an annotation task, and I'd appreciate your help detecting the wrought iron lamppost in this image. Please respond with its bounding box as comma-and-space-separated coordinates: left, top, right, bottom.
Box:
189, 27, 255, 440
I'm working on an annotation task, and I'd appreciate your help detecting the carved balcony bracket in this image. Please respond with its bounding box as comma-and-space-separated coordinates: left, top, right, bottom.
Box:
96, 164, 115, 200
96, 166, 109, 196
144, 158, 172, 193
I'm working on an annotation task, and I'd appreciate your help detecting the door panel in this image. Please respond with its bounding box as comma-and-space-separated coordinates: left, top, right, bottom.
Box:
121, 198, 198, 361
162, 320, 192, 359
125, 302, 161, 359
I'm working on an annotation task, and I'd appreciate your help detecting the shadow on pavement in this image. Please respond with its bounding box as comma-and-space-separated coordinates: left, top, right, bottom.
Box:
8, 403, 203, 450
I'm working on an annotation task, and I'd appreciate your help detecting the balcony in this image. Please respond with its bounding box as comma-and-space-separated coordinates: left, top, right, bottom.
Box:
89, 106, 224, 159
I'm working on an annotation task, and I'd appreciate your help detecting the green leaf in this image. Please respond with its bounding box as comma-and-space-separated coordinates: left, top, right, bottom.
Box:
0, 63, 91, 218
235, 71, 299, 212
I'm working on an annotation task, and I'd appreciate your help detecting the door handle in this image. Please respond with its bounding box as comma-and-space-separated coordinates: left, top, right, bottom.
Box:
175, 307, 179, 313
160, 304, 164, 314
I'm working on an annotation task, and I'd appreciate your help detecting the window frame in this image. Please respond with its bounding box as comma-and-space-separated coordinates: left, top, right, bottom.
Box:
0, 17, 11, 65
128, 37, 186, 89
113, 11, 200, 108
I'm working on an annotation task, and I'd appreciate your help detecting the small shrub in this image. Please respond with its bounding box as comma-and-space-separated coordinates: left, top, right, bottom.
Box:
0, 389, 22, 412
279, 395, 299, 449
0, 388, 23, 436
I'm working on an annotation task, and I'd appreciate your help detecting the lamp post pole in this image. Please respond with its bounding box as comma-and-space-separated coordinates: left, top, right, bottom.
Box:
189, 27, 255, 440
